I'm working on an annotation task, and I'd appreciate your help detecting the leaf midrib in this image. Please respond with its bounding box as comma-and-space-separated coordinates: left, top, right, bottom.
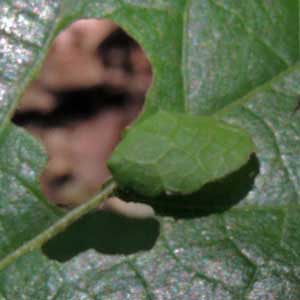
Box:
0, 179, 117, 272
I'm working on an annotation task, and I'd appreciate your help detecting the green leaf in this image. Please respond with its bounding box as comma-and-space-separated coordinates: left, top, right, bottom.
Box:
0, 0, 299, 299
109, 110, 254, 197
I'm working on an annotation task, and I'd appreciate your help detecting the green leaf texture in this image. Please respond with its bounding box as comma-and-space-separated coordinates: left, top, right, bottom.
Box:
0, 0, 299, 299
109, 111, 254, 197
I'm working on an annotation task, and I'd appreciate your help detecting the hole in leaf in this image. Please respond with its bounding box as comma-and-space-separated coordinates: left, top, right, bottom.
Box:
14, 19, 152, 207
48, 173, 74, 189
13, 19, 156, 257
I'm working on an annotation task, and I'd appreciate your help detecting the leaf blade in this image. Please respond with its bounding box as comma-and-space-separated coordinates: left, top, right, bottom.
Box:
109, 110, 255, 198
0, 0, 299, 299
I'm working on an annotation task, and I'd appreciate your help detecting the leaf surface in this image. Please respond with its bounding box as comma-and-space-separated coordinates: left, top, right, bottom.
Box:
0, 1, 299, 299
109, 110, 254, 198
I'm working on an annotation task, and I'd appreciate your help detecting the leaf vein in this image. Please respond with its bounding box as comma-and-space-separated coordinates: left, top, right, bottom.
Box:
209, 0, 289, 66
